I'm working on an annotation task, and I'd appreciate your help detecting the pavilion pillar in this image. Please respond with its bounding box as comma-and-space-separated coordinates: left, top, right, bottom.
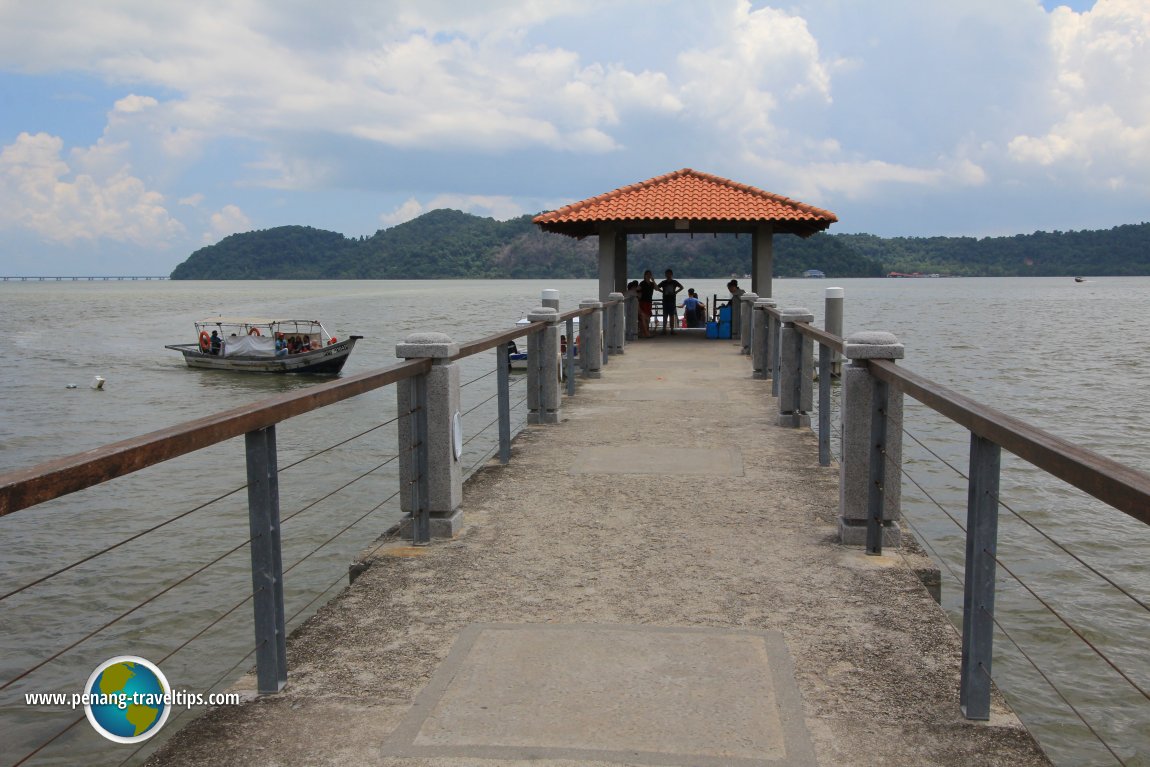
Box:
614, 232, 627, 296
752, 223, 774, 298
598, 226, 617, 301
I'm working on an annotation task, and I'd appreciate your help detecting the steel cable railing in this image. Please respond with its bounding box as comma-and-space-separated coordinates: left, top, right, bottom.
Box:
4, 437, 408, 694
0, 305, 608, 765
463, 390, 529, 476
5, 413, 413, 766
0, 415, 401, 605
897, 427, 1144, 764
901, 425, 1150, 655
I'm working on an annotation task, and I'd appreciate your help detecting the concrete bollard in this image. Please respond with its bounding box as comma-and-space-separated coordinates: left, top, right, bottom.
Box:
777, 308, 814, 427
527, 307, 561, 424
740, 292, 759, 355
839, 331, 904, 548
541, 288, 560, 311
825, 287, 844, 376
752, 298, 776, 379
396, 332, 463, 539
607, 292, 625, 355
625, 293, 638, 341
579, 299, 603, 379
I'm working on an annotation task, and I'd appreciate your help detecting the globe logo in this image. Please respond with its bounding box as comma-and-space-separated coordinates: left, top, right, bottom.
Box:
83, 656, 171, 743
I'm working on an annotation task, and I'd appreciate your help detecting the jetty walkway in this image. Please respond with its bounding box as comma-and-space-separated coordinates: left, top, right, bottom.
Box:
147, 334, 1048, 767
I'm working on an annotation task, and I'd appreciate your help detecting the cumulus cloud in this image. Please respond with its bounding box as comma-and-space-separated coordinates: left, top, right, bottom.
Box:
380, 198, 425, 227
0, 131, 184, 245
204, 204, 251, 243
1007, 0, 1150, 188
677, 2, 832, 144
380, 194, 523, 228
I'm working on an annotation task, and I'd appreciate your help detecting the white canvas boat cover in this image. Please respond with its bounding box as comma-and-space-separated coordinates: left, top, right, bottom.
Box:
223, 335, 276, 357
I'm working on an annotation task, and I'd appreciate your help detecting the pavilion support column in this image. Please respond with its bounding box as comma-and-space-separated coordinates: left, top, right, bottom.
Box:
614, 232, 628, 296
752, 223, 774, 298
598, 226, 617, 301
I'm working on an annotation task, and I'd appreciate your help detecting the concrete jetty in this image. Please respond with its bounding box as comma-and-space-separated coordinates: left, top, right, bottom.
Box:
147, 334, 1049, 766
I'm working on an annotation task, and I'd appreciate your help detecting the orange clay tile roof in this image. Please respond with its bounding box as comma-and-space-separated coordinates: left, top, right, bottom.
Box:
533, 168, 837, 238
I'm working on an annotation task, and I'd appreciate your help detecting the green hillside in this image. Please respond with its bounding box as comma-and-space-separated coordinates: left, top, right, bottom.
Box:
170, 211, 1150, 280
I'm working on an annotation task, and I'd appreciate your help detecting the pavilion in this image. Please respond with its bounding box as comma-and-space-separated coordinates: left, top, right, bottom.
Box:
533, 168, 838, 300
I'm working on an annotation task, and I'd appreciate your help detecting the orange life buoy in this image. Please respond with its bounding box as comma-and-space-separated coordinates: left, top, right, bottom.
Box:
198, 331, 211, 352
248, 327, 261, 336
328, 336, 337, 345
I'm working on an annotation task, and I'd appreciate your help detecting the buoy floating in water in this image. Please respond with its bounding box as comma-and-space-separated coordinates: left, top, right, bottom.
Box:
91, 376, 106, 390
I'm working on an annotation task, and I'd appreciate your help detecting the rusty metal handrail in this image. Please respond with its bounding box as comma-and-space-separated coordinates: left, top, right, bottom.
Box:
0, 358, 432, 517
868, 358, 1150, 525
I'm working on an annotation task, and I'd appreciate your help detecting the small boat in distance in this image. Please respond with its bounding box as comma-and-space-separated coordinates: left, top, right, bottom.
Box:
1075, 276, 1086, 283
166, 318, 362, 374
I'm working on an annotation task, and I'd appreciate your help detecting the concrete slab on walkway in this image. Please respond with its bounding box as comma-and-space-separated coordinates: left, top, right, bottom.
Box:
380, 623, 817, 767
612, 387, 728, 402
569, 446, 744, 476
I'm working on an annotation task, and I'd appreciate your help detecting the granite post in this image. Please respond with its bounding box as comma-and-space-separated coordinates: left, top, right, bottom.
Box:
777, 308, 814, 427
625, 292, 638, 341
752, 298, 776, 379
740, 292, 759, 355
527, 307, 561, 424
839, 331, 904, 547
607, 292, 625, 355
396, 332, 462, 538
579, 299, 603, 379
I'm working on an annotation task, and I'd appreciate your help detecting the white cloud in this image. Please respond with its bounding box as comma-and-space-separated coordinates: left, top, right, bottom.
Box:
1007, 0, 1150, 187
380, 197, 424, 227
0, 132, 184, 245
380, 194, 524, 228
204, 204, 250, 243
677, 2, 833, 143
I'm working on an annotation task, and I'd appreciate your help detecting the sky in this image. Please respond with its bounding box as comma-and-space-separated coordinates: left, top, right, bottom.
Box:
0, 0, 1144, 275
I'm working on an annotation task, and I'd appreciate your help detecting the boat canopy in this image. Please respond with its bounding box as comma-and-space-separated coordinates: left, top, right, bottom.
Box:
194, 318, 330, 337
195, 318, 325, 327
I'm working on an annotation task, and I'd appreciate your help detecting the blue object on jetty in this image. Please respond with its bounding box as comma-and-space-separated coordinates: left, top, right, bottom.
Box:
719, 321, 731, 339
706, 322, 718, 339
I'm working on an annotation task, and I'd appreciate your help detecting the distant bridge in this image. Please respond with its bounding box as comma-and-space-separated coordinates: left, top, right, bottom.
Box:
0, 275, 170, 281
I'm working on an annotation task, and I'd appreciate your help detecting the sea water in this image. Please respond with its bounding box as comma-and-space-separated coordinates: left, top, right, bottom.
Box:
0, 278, 1147, 766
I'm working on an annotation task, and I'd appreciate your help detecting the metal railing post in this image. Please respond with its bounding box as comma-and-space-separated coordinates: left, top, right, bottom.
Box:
960, 433, 1001, 720
496, 342, 511, 463
865, 378, 888, 555
565, 317, 576, 396
244, 425, 287, 694
818, 340, 831, 467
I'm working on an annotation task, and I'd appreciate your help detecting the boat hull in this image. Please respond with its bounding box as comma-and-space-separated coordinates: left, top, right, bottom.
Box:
166, 337, 361, 374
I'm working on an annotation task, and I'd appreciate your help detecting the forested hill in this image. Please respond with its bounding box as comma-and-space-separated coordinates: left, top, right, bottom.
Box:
169, 210, 1150, 279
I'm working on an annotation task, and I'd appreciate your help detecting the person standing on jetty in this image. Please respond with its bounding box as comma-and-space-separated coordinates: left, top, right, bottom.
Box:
657, 269, 684, 335
637, 270, 656, 338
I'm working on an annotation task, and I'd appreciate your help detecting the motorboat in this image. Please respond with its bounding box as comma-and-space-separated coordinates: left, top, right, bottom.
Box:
166, 318, 361, 374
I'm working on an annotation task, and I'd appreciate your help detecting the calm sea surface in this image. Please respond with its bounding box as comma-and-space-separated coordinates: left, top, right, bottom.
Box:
1, 278, 1147, 766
